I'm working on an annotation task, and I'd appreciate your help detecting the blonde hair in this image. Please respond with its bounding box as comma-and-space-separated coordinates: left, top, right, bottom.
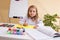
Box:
27, 5, 38, 21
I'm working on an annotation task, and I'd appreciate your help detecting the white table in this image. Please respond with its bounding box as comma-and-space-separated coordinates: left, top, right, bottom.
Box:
0, 27, 60, 40
0, 27, 33, 40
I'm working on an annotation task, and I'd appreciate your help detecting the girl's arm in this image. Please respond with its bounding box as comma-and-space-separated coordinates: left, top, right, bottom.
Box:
34, 20, 44, 29
19, 17, 28, 26
23, 20, 28, 26
37, 20, 44, 27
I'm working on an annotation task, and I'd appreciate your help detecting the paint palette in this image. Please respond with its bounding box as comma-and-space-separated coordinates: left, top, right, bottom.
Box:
7, 27, 25, 35
0, 24, 14, 27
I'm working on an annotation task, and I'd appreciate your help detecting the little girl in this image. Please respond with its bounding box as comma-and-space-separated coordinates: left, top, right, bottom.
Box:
19, 5, 60, 37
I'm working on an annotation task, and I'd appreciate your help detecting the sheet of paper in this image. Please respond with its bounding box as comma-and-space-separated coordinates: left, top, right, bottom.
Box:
25, 29, 53, 40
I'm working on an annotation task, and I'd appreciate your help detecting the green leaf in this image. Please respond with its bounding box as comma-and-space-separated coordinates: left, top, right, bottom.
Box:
43, 13, 58, 30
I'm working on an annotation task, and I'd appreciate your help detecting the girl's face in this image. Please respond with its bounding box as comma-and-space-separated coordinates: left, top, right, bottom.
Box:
29, 8, 36, 17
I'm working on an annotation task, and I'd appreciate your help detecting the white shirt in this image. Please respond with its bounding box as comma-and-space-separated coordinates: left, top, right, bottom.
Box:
19, 16, 44, 26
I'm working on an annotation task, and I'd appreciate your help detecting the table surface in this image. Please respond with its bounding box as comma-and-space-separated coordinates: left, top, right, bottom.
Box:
0, 23, 60, 40
0, 27, 33, 40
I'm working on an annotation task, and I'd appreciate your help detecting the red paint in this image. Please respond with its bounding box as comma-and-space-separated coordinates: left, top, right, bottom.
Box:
8, 28, 11, 31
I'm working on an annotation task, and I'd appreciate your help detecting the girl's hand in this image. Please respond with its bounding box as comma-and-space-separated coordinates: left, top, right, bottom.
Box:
34, 26, 37, 29
34, 25, 38, 29
23, 20, 28, 26
23, 23, 28, 26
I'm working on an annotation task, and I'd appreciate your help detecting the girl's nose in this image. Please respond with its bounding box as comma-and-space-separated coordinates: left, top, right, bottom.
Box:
31, 11, 34, 13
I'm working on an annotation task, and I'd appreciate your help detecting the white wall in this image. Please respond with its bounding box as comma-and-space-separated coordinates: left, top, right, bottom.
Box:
9, 0, 28, 17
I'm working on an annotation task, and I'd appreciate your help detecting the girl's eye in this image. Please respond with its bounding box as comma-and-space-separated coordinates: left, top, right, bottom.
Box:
30, 10, 32, 12
29, 10, 36, 12
33, 11, 35, 12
